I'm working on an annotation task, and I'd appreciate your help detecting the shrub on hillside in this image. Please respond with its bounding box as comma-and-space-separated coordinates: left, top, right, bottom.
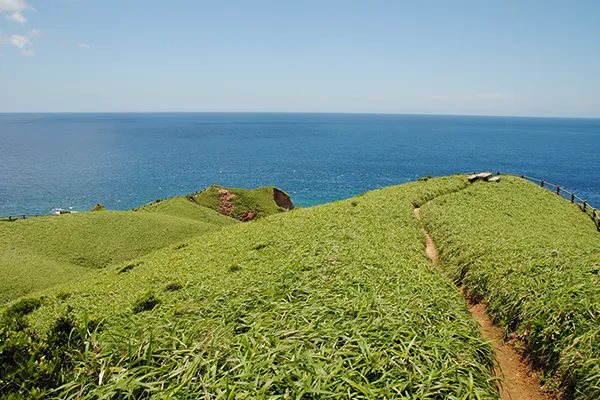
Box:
90, 203, 105, 211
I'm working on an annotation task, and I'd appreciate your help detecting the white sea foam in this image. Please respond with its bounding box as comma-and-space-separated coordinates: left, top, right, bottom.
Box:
51, 208, 78, 215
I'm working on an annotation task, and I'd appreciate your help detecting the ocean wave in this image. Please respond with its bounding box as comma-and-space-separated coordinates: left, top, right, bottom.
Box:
51, 208, 78, 215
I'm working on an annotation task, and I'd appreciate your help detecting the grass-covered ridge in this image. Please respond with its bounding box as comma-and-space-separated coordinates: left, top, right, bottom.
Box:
0, 183, 288, 303
133, 195, 238, 225
422, 176, 600, 398
0, 199, 237, 303
1, 176, 503, 399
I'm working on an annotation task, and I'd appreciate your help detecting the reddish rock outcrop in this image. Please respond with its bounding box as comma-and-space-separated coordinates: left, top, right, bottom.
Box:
217, 188, 237, 216
238, 211, 257, 222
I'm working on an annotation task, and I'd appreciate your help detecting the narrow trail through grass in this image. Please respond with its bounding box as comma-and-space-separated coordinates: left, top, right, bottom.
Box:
422, 177, 600, 398
468, 302, 550, 400
413, 208, 438, 265
414, 204, 549, 400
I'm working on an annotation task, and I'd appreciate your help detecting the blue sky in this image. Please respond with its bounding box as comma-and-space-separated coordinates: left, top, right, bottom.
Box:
0, 0, 599, 117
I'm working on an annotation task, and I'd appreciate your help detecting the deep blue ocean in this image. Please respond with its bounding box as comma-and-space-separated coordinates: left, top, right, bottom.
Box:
0, 113, 598, 216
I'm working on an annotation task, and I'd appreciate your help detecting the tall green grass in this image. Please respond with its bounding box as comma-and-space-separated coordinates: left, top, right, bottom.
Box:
422, 176, 600, 398
0, 202, 236, 302
134, 196, 239, 225
2, 176, 501, 399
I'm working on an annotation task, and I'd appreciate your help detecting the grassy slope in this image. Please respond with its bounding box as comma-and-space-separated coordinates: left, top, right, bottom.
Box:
134, 196, 238, 225
422, 176, 600, 398
4, 176, 502, 399
194, 185, 285, 219
0, 202, 237, 302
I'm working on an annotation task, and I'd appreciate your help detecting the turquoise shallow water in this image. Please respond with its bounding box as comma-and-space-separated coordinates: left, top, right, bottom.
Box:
0, 113, 598, 215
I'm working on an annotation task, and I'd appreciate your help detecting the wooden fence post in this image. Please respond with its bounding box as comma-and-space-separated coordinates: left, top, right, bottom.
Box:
583, 201, 587, 212
541, 180, 544, 187
557, 186, 560, 195
571, 193, 575, 203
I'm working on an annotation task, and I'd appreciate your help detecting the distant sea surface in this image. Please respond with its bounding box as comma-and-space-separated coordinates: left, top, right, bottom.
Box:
1, 113, 599, 215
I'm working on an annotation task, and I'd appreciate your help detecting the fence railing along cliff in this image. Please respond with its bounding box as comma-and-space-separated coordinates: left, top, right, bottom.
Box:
493, 172, 599, 232
1, 214, 45, 222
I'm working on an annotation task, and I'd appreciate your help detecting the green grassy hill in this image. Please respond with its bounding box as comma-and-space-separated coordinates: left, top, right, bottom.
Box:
1, 176, 503, 399
0, 199, 237, 303
422, 176, 600, 398
2, 175, 599, 399
0, 184, 290, 304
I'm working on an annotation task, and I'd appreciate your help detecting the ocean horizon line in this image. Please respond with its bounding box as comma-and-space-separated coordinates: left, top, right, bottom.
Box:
1, 111, 599, 120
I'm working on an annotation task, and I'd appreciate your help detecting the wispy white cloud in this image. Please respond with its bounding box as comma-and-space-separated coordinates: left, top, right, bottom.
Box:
0, 0, 30, 12
9, 33, 30, 48
0, 0, 32, 23
0, 0, 37, 55
1, 32, 35, 55
7, 11, 25, 23
77, 42, 90, 49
